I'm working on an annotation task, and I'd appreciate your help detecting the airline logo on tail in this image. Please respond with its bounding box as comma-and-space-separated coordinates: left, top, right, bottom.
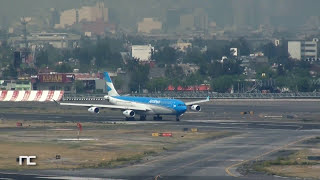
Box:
104, 72, 119, 96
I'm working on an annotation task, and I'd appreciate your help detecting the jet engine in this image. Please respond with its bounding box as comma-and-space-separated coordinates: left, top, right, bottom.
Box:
191, 105, 201, 111
123, 110, 135, 117
88, 107, 100, 114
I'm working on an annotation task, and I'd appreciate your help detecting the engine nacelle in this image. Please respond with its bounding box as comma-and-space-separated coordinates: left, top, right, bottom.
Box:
191, 105, 201, 112
88, 107, 100, 114
123, 110, 135, 117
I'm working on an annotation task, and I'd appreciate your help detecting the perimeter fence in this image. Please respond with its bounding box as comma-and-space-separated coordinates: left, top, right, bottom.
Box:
62, 92, 320, 101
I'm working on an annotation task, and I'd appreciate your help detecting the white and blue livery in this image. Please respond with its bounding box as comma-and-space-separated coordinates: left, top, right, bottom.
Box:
59, 72, 210, 121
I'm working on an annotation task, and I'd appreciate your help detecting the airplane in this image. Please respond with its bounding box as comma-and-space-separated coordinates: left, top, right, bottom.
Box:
56, 72, 210, 121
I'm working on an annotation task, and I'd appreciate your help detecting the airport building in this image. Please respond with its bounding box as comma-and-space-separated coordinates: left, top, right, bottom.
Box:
31, 73, 76, 93
31, 72, 107, 94
0, 80, 32, 90
288, 39, 318, 60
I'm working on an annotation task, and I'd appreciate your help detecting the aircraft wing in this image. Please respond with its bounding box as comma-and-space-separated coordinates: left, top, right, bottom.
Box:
185, 96, 210, 106
57, 102, 149, 111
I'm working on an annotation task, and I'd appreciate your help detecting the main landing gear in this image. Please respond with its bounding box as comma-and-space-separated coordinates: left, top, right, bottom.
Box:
125, 116, 146, 121
140, 115, 146, 121
125, 117, 135, 121
153, 115, 163, 121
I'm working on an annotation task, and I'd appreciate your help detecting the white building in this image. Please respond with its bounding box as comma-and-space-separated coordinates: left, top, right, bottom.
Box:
131, 45, 154, 62
288, 40, 318, 60
230, 48, 238, 56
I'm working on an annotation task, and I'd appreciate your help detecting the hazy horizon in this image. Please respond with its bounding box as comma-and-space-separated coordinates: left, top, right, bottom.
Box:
1, 0, 320, 30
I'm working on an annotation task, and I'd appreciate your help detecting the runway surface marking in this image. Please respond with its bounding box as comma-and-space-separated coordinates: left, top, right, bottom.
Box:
39, 177, 121, 180
225, 135, 315, 177
151, 134, 246, 180
146, 134, 245, 166
49, 129, 74, 131
153, 147, 238, 180
58, 138, 98, 141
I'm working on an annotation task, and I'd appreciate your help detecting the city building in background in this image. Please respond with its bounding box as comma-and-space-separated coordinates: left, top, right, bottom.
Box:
288, 39, 318, 60
230, 48, 239, 57
171, 40, 192, 52
166, 9, 181, 32
8, 33, 81, 49
82, 21, 116, 35
179, 14, 194, 31
55, 2, 108, 29
138, 18, 162, 34
131, 44, 154, 62
194, 8, 209, 33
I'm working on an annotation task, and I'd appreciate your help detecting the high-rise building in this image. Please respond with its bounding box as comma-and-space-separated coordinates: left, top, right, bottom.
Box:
179, 14, 194, 31
166, 9, 181, 31
50, 8, 60, 28
138, 18, 162, 34
194, 8, 208, 32
288, 40, 318, 60
231, 0, 259, 30
55, 2, 108, 29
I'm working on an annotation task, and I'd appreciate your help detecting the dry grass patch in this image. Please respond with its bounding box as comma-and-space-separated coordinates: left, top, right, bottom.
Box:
0, 120, 233, 170
254, 149, 320, 179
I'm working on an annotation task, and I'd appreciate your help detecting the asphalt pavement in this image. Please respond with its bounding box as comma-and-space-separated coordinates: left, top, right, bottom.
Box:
0, 100, 320, 180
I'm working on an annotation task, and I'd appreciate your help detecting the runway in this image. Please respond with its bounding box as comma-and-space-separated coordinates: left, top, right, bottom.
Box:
0, 100, 320, 180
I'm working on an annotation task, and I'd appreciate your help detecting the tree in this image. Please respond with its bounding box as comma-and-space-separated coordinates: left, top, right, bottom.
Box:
261, 42, 277, 59
261, 42, 289, 61
55, 63, 73, 73
113, 76, 123, 90
206, 39, 229, 60
185, 73, 203, 86
152, 46, 178, 64
2, 64, 17, 79
75, 80, 85, 93
35, 50, 49, 68
184, 47, 207, 64
228, 38, 250, 56
211, 75, 236, 93
147, 77, 170, 92
127, 59, 150, 92
165, 65, 185, 83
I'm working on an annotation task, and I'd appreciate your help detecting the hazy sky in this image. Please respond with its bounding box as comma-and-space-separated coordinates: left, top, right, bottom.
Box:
1, 0, 320, 29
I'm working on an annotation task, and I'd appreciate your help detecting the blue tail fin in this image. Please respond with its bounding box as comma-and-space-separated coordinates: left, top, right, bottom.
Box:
104, 72, 119, 96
